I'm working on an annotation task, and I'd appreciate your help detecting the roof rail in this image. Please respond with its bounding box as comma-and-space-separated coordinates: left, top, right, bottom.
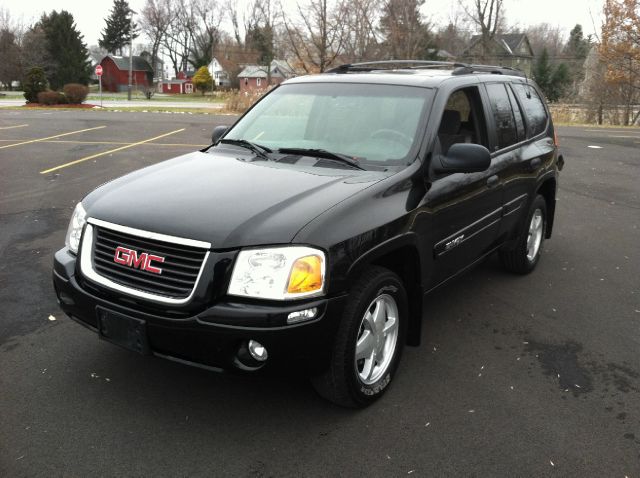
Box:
451, 64, 526, 77
326, 60, 468, 73
326, 60, 525, 77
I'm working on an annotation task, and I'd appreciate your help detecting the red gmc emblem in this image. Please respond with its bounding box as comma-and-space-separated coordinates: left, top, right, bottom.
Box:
113, 246, 165, 274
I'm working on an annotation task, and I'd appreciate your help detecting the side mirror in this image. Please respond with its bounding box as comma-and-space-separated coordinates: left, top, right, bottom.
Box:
432, 143, 491, 174
211, 125, 229, 144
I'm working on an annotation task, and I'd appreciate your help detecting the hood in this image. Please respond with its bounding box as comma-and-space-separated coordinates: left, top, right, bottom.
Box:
83, 151, 385, 249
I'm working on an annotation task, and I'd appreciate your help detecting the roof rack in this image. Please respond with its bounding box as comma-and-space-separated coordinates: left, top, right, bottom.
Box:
326, 60, 525, 77
451, 63, 525, 77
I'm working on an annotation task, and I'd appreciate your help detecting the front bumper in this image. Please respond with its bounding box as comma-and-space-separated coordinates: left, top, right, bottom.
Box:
53, 247, 347, 374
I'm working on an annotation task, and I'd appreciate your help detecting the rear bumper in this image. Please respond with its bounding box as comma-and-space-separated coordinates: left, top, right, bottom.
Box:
53, 247, 346, 374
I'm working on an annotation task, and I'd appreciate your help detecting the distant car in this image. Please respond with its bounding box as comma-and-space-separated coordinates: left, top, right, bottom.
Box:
53, 60, 562, 407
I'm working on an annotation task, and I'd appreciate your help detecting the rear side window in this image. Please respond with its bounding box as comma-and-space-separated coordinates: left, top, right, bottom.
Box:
506, 86, 526, 142
486, 83, 518, 150
512, 84, 548, 138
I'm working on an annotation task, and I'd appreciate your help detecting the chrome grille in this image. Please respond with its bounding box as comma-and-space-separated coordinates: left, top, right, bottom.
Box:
86, 221, 209, 301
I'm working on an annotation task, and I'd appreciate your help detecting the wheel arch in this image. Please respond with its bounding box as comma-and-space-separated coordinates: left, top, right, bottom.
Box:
345, 235, 424, 347
536, 177, 557, 238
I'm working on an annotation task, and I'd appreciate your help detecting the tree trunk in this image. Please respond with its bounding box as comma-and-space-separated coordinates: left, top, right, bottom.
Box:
597, 103, 603, 125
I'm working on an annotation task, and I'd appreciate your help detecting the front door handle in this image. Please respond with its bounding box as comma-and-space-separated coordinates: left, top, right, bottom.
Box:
530, 158, 541, 170
486, 175, 499, 188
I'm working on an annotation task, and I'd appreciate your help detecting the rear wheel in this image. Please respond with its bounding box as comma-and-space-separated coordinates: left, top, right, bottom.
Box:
311, 266, 407, 408
500, 194, 547, 274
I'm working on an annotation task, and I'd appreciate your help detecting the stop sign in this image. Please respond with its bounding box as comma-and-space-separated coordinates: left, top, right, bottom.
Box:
95, 65, 103, 76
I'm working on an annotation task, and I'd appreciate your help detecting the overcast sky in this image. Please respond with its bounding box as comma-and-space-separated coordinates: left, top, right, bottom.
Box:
4, 0, 604, 48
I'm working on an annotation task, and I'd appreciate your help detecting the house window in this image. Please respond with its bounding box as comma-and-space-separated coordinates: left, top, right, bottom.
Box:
257, 78, 262, 87
244, 78, 248, 86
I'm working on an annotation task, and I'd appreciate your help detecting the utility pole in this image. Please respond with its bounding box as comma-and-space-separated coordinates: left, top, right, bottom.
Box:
127, 13, 135, 101
128, 40, 133, 101
214, 38, 216, 98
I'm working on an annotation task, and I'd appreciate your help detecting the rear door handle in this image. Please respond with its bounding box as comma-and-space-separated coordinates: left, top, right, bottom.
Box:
486, 175, 499, 188
530, 158, 541, 170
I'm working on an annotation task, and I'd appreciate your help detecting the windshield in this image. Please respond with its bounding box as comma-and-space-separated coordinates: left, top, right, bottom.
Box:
223, 82, 432, 168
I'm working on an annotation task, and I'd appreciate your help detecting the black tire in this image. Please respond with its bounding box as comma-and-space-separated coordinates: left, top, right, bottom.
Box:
311, 266, 408, 408
500, 194, 547, 274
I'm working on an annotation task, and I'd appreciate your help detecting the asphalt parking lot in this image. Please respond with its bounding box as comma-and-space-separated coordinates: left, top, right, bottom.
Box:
1, 109, 638, 476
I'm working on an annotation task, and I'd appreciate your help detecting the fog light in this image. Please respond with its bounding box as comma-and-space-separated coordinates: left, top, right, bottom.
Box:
248, 340, 268, 362
287, 307, 318, 324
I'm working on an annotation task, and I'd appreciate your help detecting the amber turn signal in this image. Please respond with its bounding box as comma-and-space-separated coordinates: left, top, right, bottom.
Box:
287, 255, 323, 294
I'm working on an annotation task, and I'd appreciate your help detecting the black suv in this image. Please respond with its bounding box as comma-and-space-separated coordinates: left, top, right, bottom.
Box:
53, 61, 562, 407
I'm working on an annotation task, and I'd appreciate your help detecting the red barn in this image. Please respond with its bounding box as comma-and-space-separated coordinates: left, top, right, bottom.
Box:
161, 79, 193, 94
99, 55, 154, 93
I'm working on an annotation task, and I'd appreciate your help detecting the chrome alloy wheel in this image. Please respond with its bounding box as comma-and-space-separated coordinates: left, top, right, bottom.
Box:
526, 209, 544, 262
355, 293, 399, 385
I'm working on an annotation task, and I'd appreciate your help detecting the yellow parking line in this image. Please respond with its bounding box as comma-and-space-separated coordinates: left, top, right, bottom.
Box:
0, 139, 207, 147
0, 139, 129, 145
40, 128, 186, 174
0, 126, 106, 150
0, 124, 28, 130
149, 142, 208, 147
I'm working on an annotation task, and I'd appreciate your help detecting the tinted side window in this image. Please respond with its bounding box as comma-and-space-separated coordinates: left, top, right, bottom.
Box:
512, 84, 548, 137
486, 83, 517, 150
506, 86, 525, 142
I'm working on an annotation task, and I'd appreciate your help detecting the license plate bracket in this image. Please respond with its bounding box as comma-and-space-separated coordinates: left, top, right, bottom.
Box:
96, 307, 149, 355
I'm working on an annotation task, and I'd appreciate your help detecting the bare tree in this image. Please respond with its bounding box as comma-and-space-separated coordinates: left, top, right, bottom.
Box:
244, 0, 278, 83
20, 26, 56, 79
282, 0, 348, 73
140, 0, 172, 78
162, 0, 191, 75
461, 0, 504, 61
0, 8, 24, 89
227, 0, 243, 45
341, 0, 381, 62
0, 29, 21, 89
88, 44, 108, 65
435, 20, 473, 57
524, 23, 565, 57
187, 0, 223, 68
161, 0, 223, 76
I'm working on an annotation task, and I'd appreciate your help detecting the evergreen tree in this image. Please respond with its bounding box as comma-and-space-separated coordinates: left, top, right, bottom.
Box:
23, 67, 48, 103
547, 63, 570, 102
532, 48, 552, 91
39, 11, 92, 89
379, 0, 435, 60
564, 24, 590, 59
562, 24, 591, 99
246, 23, 274, 66
99, 0, 139, 55
533, 48, 571, 102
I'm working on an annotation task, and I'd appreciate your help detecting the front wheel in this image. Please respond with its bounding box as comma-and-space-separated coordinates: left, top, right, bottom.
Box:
311, 266, 407, 408
500, 194, 547, 274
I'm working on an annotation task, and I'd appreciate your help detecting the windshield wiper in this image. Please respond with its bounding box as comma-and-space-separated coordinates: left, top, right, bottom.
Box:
276, 148, 365, 170
219, 139, 272, 160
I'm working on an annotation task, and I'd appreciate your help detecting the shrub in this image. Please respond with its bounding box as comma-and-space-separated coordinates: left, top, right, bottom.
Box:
192, 66, 213, 95
23, 67, 48, 103
63, 83, 89, 104
37, 91, 66, 105
223, 89, 264, 113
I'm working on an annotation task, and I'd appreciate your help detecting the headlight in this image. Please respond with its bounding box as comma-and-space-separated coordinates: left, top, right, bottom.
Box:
65, 202, 87, 254
228, 246, 326, 300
